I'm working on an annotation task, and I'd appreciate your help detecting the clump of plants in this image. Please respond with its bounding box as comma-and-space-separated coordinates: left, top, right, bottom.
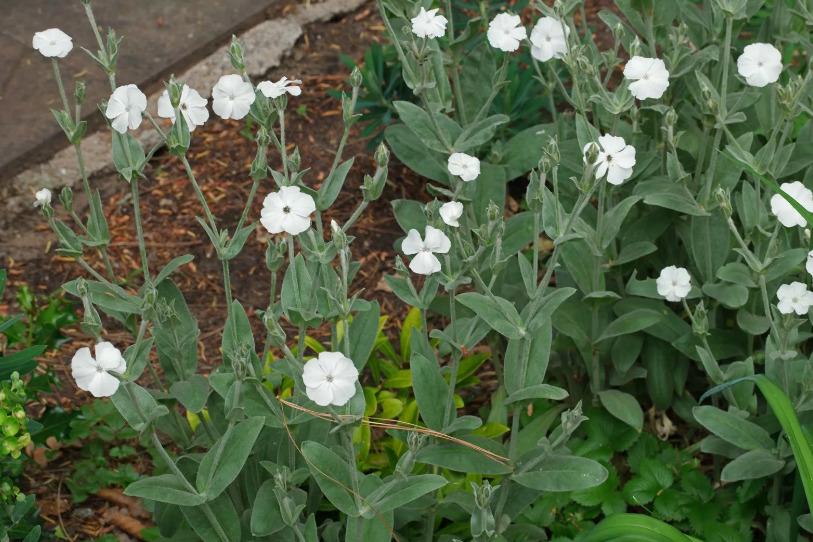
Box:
25, 0, 813, 541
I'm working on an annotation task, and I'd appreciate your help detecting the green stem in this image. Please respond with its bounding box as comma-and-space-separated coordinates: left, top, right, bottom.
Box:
130, 177, 151, 283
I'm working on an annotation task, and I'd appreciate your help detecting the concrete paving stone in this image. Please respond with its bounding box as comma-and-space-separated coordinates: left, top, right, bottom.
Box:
0, 0, 281, 180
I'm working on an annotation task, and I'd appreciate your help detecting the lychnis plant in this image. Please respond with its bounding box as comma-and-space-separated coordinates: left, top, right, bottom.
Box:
29, 1, 607, 541
377, 0, 813, 539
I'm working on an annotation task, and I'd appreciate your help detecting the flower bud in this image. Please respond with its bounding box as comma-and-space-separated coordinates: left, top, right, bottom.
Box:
331, 219, 348, 250
288, 146, 301, 173
341, 92, 355, 125
60, 186, 74, 211
543, 136, 560, 165
560, 401, 587, 438
375, 142, 390, 168
470, 480, 497, 539
349, 66, 363, 89
664, 108, 678, 128
265, 240, 286, 272
486, 201, 501, 223
630, 36, 643, 57
228, 36, 246, 72
526, 170, 545, 211
715, 188, 732, 217
263, 310, 287, 346
74, 80, 86, 106
583, 142, 600, 166
394, 255, 409, 275
167, 76, 184, 109
692, 300, 709, 336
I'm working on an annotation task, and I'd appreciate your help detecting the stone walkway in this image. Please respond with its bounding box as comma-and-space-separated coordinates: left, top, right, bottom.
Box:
0, 0, 280, 180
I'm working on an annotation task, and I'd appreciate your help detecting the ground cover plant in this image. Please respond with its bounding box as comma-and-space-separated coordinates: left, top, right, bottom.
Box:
13, 0, 813, 540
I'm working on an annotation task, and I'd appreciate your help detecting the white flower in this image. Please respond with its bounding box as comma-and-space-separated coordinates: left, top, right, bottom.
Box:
776, 282, 813, 315
303, 351, 359, 407
34, 188, 52, 208
32, 28, 73, 58
105, 84, 147, 134
440, 201, 464, 228
737, 43, 782, 87
212, 74, 256, 120
806, 250, 813, 278
623, 56, 670, 100
401, 225, 451, 275
770, 181, 813, 228
656, 266, 691, 302
260, 186, 316, 236
157, 84, 209, 131
71, 342, 127, 398
583, 134, 636, 185
447, 152, 480, 182
487, 13, 527, 52
529, 17, 569, 62
411, 7, 448, 39
257, 77, 302, 99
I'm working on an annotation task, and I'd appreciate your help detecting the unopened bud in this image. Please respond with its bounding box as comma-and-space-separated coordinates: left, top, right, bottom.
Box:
375, 142, 390, 168
486, 201, 501, 223
331, 219, 348, 249
664, 108, 678, 128
263, 311, 286, 345
715, 188, 732, 216
584, 142, 600, 166
394, 255, 409, 275
228, 36, 246, 72
350, 66, 363, 88
74, 80, 86, 106
288, 146, 301, 173
167, 76, 184, 109
692, 301, 709, 336
341, 92, 355, 125
630, 36, 643, 57
265, 240, 286, 272
561, 401, 587, 437
60, 186, 74, 211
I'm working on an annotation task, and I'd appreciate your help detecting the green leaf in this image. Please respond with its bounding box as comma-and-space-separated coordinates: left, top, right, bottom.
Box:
598, 390, 644, 431
348, 301, 380, 370
410, 353, 449, 430
597, 309, 662, 342
363, 474, 447, 515
527, 288, 576, 332
301, 441, 359, 516
0, 346, 45, 380
416, 442, 511, 475
720, 449, 784, 482
392, 101, 457, 153
454, 114, 509, 151
505, 384, 568, 404
169, 374, 211, 413
704, 375, 813, 512
124, 473, 206, 506
457, 292, 525, 339
154, 255, 194, 285
250, 480, 284, 536
180, 494, 241, 542
692, 405, 773, 450
513, 455, 608, 492
111, 382, 169, 432
196, 417, 264, 500
317, 158, 354, 210
153, 281, 199, 382
585, 513, 702, 542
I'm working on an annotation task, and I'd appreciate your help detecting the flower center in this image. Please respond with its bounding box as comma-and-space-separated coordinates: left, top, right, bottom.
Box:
757, 62, 763, 67
545, 36, 552, 42
672, 281, 678, 287
283, 206, 291, 214
325, 374, 334, 383
792, 297, 799, 304
96, 366, 104, 373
